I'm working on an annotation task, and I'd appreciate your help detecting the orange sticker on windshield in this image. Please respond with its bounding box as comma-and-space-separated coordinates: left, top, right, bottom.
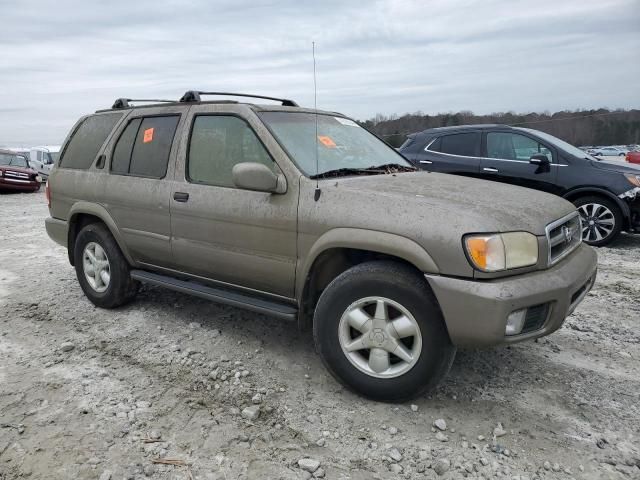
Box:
143, 128, 154, 143
318, 135, 336, 148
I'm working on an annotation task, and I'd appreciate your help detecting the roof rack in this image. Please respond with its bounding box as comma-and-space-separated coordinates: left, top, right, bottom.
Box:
112, 98, 175, 109
179, 90, 299, 107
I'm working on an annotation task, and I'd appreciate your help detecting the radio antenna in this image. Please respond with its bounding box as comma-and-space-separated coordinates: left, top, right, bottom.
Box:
313, 41, 321, 201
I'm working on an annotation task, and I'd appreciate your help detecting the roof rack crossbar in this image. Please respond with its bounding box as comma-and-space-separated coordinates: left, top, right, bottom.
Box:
179, 91, 299, 107
112, 98, 175, 109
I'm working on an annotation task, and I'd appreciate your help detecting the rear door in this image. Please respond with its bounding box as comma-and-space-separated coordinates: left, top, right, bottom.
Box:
414, 132, 482, 175
479, 131, 558, 193
97, 106, 187, 267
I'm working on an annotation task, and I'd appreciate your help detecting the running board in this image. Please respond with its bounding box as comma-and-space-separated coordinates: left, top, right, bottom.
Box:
130, 270, 297, 321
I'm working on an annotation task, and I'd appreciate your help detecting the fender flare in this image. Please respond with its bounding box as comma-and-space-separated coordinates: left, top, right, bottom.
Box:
562, 187, 631, 221
67, 202, 136, 266
295, 227, 440, 301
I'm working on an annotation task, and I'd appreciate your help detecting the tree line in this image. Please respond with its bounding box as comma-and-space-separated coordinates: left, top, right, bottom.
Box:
360, 109, 640, 148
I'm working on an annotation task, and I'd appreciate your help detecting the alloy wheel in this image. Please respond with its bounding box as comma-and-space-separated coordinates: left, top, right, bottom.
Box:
82, 242, 111, 293
578, 203, 615, 243
338, 296, 422, 378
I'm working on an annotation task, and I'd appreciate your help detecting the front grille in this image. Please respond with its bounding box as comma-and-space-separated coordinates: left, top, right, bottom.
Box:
546, 212, 582, 266
4, 170, 30, 179
521, 303, 550, 334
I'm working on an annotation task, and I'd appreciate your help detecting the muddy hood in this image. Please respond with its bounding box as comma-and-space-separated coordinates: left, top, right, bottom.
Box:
328, 171, 576, 236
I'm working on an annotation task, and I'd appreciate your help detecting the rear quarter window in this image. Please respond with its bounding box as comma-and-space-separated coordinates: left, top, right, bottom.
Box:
59, 113, 123, 170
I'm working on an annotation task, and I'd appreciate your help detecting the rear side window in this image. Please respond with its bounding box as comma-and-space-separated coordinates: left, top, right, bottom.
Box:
429, 133, 481, 157
60, 113, 122, 169
111, 116, 179, 178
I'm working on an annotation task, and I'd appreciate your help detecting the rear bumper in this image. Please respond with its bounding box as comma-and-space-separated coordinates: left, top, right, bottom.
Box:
45, 217, 68, 248
425, 244, 597, 348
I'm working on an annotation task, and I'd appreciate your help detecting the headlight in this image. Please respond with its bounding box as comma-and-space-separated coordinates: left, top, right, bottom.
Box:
464, 232, 538, 272
624, 173, 640, 187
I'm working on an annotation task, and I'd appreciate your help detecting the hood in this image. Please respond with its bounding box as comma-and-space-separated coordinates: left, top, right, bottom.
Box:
591, 159, 640, 174
324, 171, 575, 236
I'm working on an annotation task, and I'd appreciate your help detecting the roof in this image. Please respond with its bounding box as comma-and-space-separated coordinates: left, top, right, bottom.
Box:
416, 124, 513, 136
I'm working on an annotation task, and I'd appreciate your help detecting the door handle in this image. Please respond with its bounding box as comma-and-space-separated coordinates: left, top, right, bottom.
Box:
483, 167, 499, 173
173, 192, 189, 202
419, 160, 433, 164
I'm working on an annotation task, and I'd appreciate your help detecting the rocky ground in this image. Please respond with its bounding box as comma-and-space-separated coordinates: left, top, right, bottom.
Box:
1, 191, 638, 480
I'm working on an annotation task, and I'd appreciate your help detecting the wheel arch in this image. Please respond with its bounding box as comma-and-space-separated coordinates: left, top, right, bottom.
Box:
67, 203, 135, 267
296, 228, 440, 330
562, 187, 631, 229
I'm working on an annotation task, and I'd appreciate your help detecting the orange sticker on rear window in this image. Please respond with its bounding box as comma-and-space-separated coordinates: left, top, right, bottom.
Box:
143, 128, 154, 143
318, 135, 336, 148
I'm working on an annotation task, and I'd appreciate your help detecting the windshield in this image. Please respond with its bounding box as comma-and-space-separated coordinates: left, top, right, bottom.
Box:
258, 112, 411, 176
0, 153, 28, 168
516, 128, 599, 161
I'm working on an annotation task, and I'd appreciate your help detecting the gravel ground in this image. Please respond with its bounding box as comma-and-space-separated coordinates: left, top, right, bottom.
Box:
1, 192, 639, 480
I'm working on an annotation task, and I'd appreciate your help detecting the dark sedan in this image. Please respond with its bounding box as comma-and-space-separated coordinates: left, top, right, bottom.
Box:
399, 125, 640, 246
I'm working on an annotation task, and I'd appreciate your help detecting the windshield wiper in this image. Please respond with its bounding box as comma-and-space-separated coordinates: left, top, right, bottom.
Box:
310, 163, 417, 179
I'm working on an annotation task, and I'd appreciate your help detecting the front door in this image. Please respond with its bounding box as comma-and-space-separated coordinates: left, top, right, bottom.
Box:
170, 106, 298, 298
479, 131, 558, 193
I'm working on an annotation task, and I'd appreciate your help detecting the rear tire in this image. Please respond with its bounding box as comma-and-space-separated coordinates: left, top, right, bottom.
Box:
73, 223, 139, 308
313, 261, 455, 402
573, 195, 623, 247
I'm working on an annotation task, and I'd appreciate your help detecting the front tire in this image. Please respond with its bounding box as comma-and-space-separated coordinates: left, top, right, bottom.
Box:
73, 223, 139, 308
313, 261, 455, 402
574, 196, 623, 246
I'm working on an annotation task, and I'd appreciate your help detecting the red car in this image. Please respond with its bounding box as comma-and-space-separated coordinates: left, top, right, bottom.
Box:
626, 151, 640, 165
0, 150, 41, 192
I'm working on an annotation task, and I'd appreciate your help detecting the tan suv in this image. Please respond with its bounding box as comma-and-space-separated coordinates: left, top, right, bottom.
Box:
45, 91, 597, 401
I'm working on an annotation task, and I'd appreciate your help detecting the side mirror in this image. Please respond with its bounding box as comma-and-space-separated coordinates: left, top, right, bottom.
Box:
232, 162, 287, 194
529, 153, 551, 173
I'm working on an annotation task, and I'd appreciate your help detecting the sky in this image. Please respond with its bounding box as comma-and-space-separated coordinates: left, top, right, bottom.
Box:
1, 0, 639, 146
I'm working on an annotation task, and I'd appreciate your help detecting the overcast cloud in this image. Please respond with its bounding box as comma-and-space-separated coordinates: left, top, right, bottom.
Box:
1, 0, 639, 145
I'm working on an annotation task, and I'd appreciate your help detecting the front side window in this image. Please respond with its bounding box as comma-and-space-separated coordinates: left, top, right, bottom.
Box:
111, 116, 179, 178
428, 133, 481, 157
487, 132, 551, 162
188, 115, 274, 187
60, 113, 123, 170
258, 112, 411, 177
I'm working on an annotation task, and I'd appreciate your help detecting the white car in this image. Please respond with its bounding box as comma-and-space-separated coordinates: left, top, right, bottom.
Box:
8, 145, 60, 180
590, 146, 629, 157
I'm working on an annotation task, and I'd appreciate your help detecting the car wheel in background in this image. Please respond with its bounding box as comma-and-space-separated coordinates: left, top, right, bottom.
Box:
313, 260, 455, 402
574, 196, 623, 247
73, 223, 139, 308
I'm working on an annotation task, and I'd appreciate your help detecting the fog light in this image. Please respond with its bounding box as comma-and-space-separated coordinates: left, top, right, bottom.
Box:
506, 309, 527, 336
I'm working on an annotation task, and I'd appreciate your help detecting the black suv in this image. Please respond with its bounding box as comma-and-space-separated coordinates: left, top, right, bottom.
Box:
399, 125, 640, 246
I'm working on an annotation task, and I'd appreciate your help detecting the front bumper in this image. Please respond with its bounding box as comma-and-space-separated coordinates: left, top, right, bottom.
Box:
0, 178, 40, 192
425, 243, 597, 348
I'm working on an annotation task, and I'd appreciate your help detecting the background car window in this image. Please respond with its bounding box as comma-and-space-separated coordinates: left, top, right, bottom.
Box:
111, 118, 142, 175
188, 115, 274, 187
487, 132, 552, 161
60, 113, 123, 170
428, 133, 480, 157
